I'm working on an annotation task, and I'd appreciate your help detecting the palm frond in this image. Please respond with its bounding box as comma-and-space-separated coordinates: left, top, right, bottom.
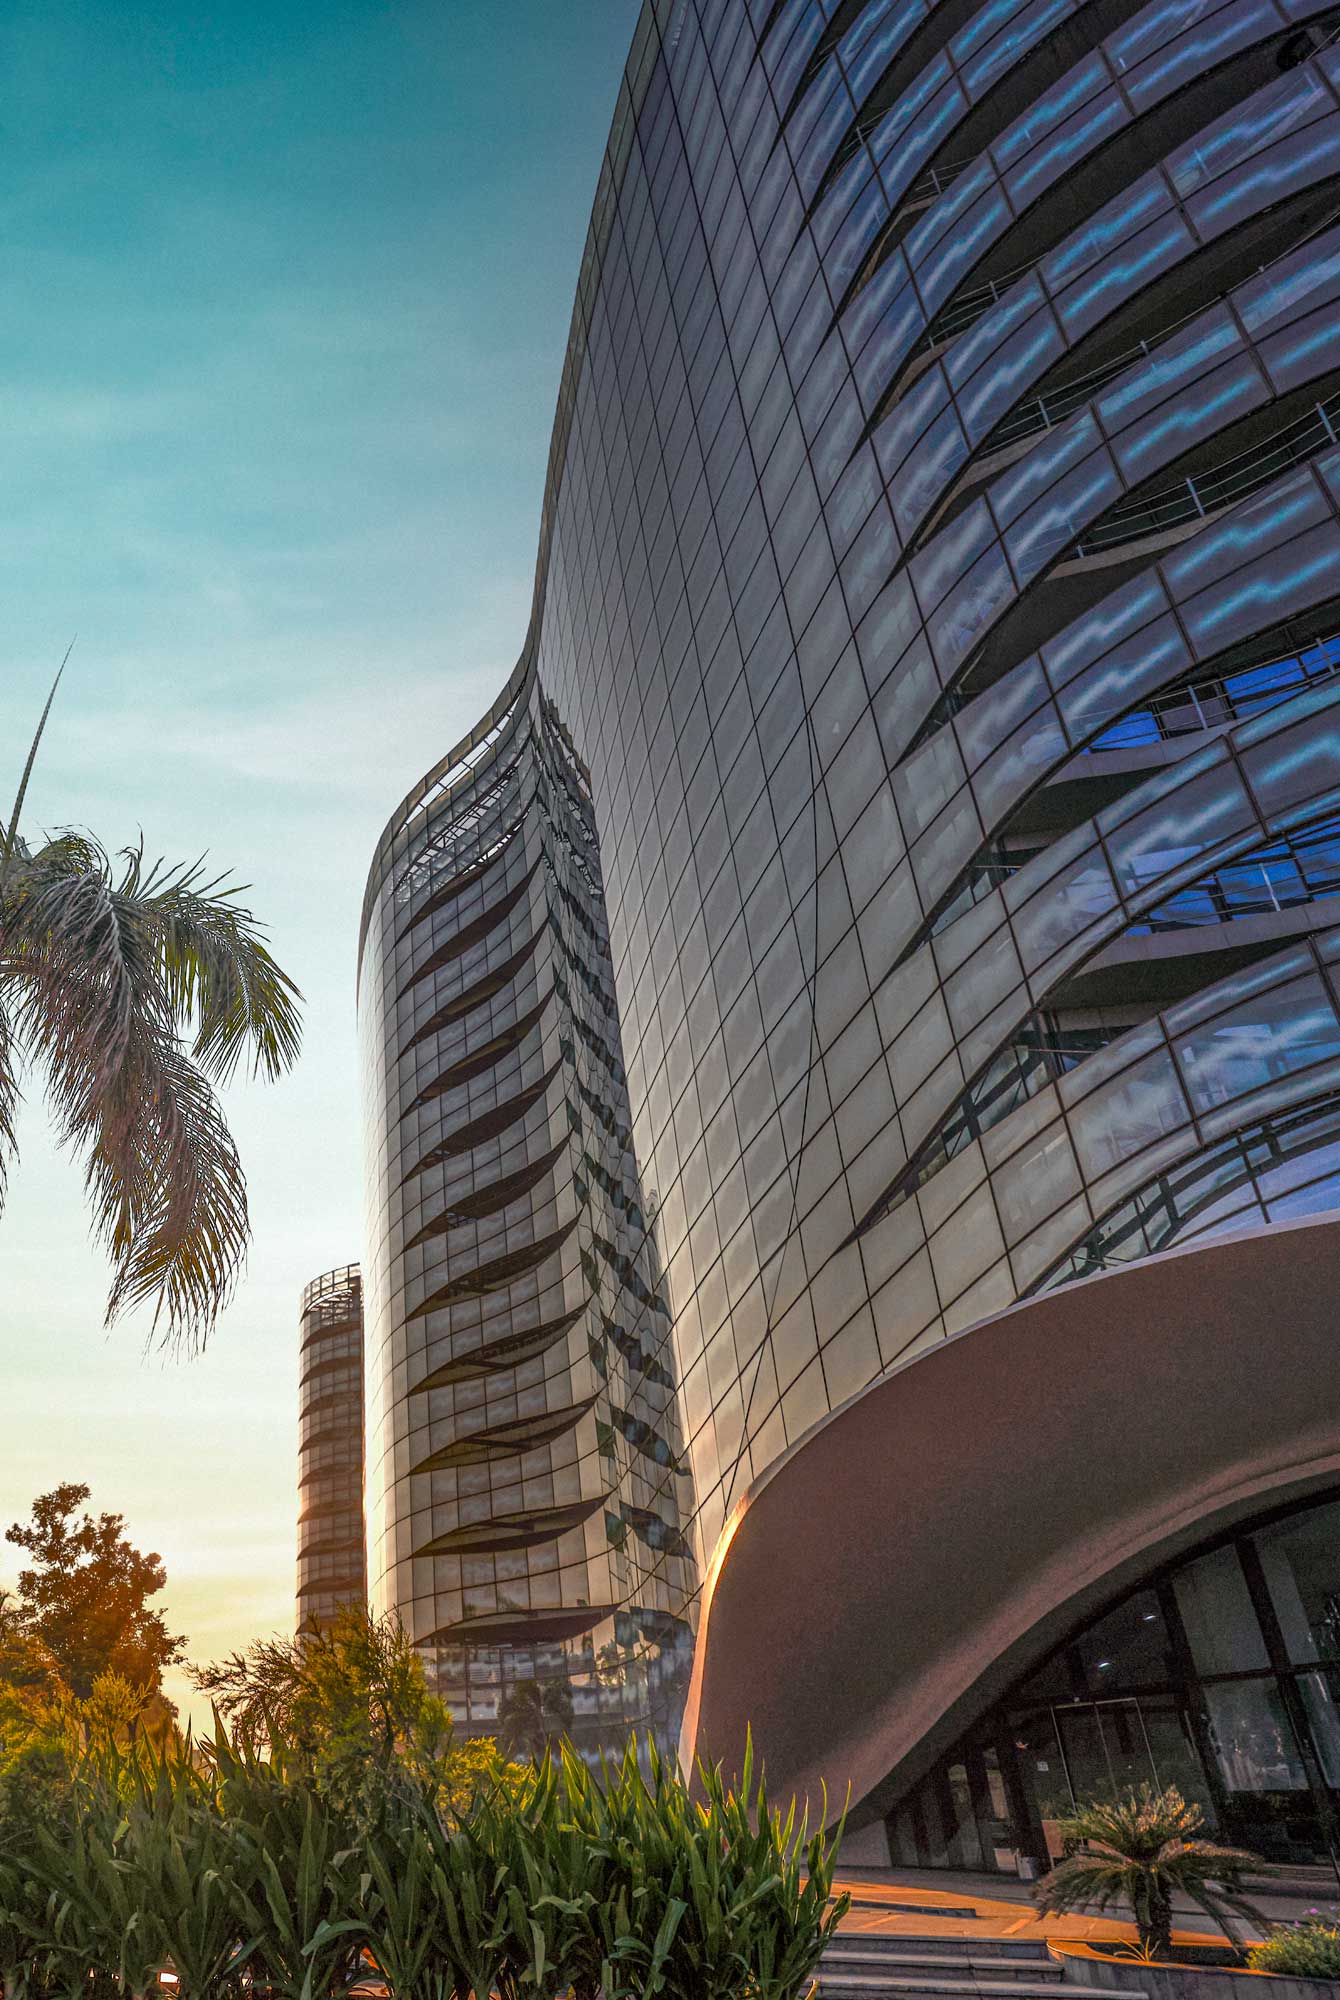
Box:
7, 836, 302, 1081
1176, 1878, 1270, 1947
93, 1043, 251, 1346
1, 841, 258, 1346
0, 790, 301, 1342
1163, 1837, 1260, 1877
0, 998, 20, 1216
0, 644, 73, 895
1037, 1848, 1144, 1914
123, 848, 303, 1082
1035, 1789, 1265, 1954
5, 838, 157, 1099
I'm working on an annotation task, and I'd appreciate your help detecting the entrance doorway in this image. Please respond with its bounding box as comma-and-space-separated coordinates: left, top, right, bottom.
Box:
884, 1492, 1340, 1878
1019, 1697, 1214, 1860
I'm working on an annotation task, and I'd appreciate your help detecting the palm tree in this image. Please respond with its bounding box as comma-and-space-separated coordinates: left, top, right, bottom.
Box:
0, 672, 302, 1347
497, 1675, 574, 1758
1034, 1785, 1266, 1955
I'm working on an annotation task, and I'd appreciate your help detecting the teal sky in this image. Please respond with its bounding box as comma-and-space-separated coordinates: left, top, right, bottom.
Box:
0, 0, 640, 1722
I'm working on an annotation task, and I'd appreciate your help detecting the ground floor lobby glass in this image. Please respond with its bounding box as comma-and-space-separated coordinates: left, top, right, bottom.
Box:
887, 1492, 1340, 1881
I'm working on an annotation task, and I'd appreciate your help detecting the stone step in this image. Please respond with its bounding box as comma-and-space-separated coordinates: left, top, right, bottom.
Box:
829, 1936, 1057, 1960
824, 1951, 1066, 1982
842, 1899, 983, 1919
814, 1978, 1143, 2000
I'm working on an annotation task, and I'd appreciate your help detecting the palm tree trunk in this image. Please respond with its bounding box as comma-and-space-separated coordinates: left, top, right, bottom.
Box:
1142, 1881, 1174, 1957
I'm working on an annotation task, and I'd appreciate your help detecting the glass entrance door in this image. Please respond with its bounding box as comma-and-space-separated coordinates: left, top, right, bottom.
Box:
1052, 1697, 1217, 1820
1054, 1698, 1161, 1800
1009, 1696, 1219, 1860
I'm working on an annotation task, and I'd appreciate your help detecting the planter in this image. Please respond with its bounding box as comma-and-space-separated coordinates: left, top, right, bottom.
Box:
1086, 1944, 1248, 1968
1062, 1949, 1339, 2000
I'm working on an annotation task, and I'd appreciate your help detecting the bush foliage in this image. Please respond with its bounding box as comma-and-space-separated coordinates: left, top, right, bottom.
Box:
1249, 1916, 1340, 1979
0, 1717, 846, 1999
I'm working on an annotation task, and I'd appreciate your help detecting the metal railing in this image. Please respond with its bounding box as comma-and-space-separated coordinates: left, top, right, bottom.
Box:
893, 160, 1340, 399
1034, 1091, 1340, 1291
989, 318, 1209, 454
1070, 388, 1340, 556
1087, 632, 1340, 750
1131, 810, 1340, 931
904, 156, 974, 205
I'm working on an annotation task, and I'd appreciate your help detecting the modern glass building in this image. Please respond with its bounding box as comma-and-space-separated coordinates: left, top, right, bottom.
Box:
358, 678, 696, 1744
297, 1265, 367, 1629
360, 0, 1340, 1862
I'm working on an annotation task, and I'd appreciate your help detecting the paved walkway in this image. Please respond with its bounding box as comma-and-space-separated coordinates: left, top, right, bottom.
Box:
830, 1867, 1340, 1950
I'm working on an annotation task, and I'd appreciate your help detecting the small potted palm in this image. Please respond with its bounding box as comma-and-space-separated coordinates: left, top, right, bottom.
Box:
1033, 1785, 1265, 1959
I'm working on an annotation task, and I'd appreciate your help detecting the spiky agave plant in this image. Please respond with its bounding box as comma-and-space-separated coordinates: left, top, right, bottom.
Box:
0, 665, 302, 1349
1034, 1784, 1266, 1956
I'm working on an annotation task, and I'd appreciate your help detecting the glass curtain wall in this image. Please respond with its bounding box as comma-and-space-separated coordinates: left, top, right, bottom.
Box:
361, 0, 1340, 1766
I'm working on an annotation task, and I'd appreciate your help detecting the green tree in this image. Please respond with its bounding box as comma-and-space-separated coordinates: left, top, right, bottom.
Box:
0, 1589, 54, 1700
1034, 1784, 1266, 1954
497, 1673, 575, 1758
0, 682, 302, 1347
5, 1483, 184, 1699
190, 1605, 521, 1816
0, 1587, 60, 1796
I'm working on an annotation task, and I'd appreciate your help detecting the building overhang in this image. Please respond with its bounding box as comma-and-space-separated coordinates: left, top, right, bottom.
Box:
680, 1213, 1340, 1830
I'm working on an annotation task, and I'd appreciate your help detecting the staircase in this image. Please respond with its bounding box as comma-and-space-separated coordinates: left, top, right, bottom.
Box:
816, 1931, 1144, 1999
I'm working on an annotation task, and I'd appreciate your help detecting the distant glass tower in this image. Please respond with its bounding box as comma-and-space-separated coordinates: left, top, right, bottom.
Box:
358, 678, 695, 1746
297, 1265, 366, 1629
363, 0, 1340, 1866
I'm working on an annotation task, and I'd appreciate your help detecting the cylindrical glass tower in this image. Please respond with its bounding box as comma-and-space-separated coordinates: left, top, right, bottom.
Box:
358, 674, 695, 1746
297, 1264, 366, 1629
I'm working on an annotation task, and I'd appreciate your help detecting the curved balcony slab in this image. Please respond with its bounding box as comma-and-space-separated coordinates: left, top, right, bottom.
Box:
404, 1142, 568, 1249
409, 1392, 598, 1473
408, 1307, 581, 1391
297, 1573, 364, 1601
400, 994, 550, 1115
423, 1603, 617, 1648
399, 1062, 561, 1185
401, 933, 541, 1055
682, 1211, 1340, 1827
411, 1493, 606, 1557
396, 859, 541, 1000
406, 1218, 577, 1322
399, 819, 524, 940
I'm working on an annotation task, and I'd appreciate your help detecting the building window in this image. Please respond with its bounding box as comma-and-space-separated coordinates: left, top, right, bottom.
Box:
1253, 1500, 1340, 1664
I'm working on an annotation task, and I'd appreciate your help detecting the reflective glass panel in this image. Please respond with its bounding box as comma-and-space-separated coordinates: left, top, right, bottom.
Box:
1253, 1500, 1340, 1664
1200, 1679, 1308, 1793
1174, 1546, 1269, 1675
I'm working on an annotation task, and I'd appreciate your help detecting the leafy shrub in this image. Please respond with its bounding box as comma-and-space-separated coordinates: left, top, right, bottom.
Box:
484, 1734, 847, 2000
189, 1607, 524, 1825
209, 1728, 366, 2000
0, 1715, 844, 2000
1249, 1915, 1340, 1978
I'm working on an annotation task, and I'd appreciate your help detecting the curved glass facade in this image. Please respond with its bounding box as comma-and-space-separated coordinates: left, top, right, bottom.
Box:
360, 0, 1340, 1765
358, 678, 694, 1743
297, 1265, 366, 1629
